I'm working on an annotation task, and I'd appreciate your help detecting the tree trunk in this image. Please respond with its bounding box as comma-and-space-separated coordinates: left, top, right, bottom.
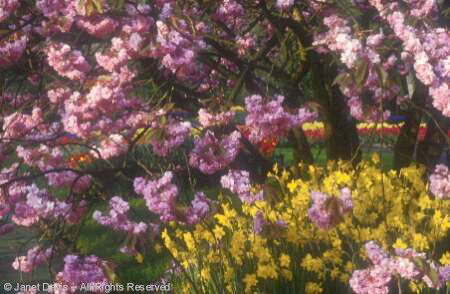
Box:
416, 110, 450, 169
393, 82, 427, 170
310, 58, 362, 164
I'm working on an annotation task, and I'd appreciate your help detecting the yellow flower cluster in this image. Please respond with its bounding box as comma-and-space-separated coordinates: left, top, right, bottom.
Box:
161, 156, 449, 293
302, 121, 428, 131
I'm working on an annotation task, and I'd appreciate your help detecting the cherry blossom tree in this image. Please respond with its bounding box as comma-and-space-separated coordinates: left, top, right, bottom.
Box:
0, 0, 448, 290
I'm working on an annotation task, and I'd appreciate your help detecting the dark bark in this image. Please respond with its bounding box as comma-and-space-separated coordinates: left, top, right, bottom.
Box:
259, 1, 361, 164
310, 60, 362, 164
416, 110, 450, 169
289, 128, 314, 165
393, 82, 427, 170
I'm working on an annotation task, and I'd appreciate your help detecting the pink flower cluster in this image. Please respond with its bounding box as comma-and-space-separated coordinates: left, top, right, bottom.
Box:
0, 166, 37, 227
0, 0, 19, 23
429, 164, 450, 199
314, 15, 363, 68
189, 130, 241, 174
61, 74, 146, 140
1, 107, 44, 141
22, 184, 84, 221
76, 15, 119, 38
185, 192, 216, 225
314, 14, 403, 121
154, 18, 208, 83
198, 108, 235, 128
46, 42, 91, 81
308, 188, 353, 229
245, 95, 317, 144
253, 211, 288, 235
220, 169, 263, 204
134, 172, 216, 224
134, 171, 178, 222
93, 196, 148, 235
350, 241, 450, 293
47, 86, 72, 105
368, 1, 450, 117
236, 34, 256, 56
16, 144, 92, 193
35, 0, 87, 34
3, 176, 87, 227
95, 15, 153, 72
350, 264, 392, 293
12, 246, 52, 273
408, 0, 438, 18
0, 33, 27, 68
215, 0, 245, 30
150, 115, 192, 157
93, 134, 129, 159
54, 255, 110, 293
1, 92, 34, 108
276, 0, 294, 11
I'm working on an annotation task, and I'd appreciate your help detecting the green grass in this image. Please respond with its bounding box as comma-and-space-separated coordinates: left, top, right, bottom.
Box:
275, 146, 395, 171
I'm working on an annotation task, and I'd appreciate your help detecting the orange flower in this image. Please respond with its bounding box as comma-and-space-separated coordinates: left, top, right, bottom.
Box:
259, 136, 278, 155
68, 153, 93, 168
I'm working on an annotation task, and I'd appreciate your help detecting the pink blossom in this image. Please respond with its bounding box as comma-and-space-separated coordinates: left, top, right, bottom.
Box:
189, 130, 241, 174
308, 188, 353, 229
276, 0, 294, 11
253, 211, 288, 235
214, 0, 245, 29
365, 241, 389, 265
349, 265, 392, 294
133, 172, 178, 222
76, 15, 119, 38
314, 15, 363, 68
46, 43, 91, 80
429, 164, 450, 199
0, 33, 27, 68
236, 34, 256, 56
93, 134, 129, 159
198, 108, 235, 128
220, 169, 263, 204
2, 107, 44, 141
186, 192, 217, 225
150, 117, 192, 157
12, 246, 52, 273
54, 255, 110, 293
245, 95, 317, 144
47, 87, 72, 105
93, 196, 149, 235
0, 0, 19, 23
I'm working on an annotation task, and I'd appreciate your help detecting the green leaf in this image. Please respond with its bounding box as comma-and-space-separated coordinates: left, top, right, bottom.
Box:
164, 103, 175, 112
412, 257, 427, 271
332, 72, 352, 88
427, 266, 441, 287
263, 178, 283, 204
375, 65, 389, 89
442, 7, 450, 17
114, 0, 125, 9
92, 0, 104, 13
406, 72, 416, 98
136, 128, 157, 145
160, 115, 168, 125
102, 262, 118, 282
355, 59, 369, 88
